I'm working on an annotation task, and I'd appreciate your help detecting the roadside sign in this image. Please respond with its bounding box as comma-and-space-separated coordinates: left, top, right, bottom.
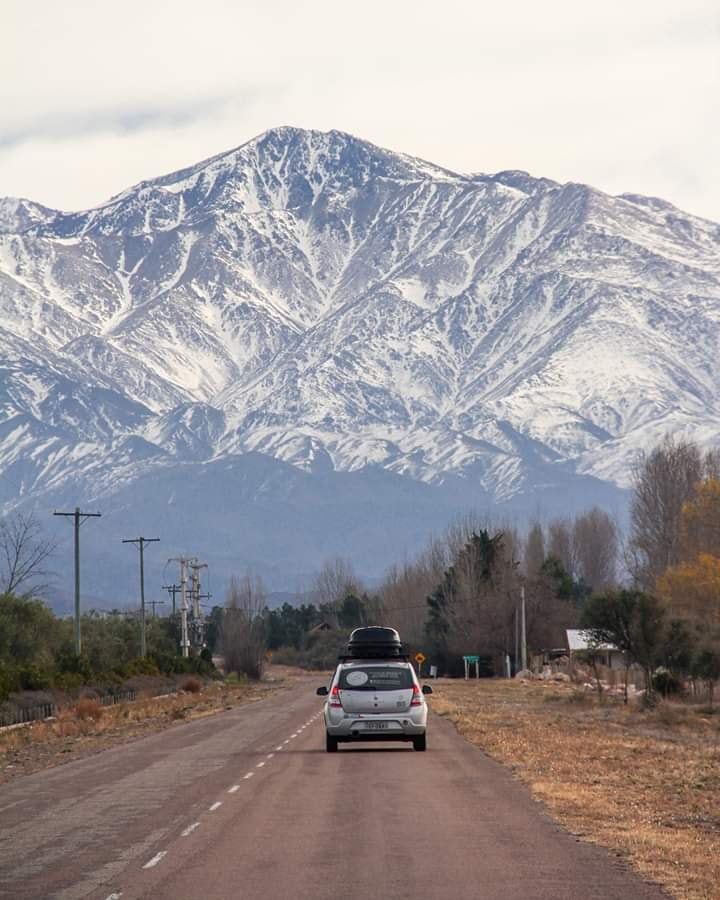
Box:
463, 654, 481, 679
415, 652, 426, 664
430, 665, 438, 678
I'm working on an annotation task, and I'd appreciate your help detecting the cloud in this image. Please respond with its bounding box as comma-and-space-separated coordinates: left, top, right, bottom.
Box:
0, 94, 248, 149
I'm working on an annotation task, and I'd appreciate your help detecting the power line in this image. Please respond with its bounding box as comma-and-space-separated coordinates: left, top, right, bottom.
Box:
148, 597, 165, 617
122, 536, 160, 657
52, 507, 101, 655
162, 584, 181, 615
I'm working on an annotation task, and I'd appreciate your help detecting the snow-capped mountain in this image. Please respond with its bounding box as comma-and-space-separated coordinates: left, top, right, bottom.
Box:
1, 127, 718, 599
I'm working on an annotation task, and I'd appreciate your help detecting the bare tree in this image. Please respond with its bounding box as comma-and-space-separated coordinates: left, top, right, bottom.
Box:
572, 507, 618, 592
628, 436, 704, 588
547, 518, 574, 576
221, 574, 268, 679
439, 529, 522, 668
524, 522, 546, 578
0, 511, 57, 597
378, 559, 433, 648
312, 558, 360, 609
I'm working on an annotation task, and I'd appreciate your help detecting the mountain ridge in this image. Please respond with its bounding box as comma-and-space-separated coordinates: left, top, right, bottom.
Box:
0, 126, 718, 597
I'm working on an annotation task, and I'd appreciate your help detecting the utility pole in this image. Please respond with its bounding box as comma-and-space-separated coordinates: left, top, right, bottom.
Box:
53, 507, 101, 655
169, 558, 191, 657
162, 584, 181, 614
520, 584, 527, 672
189, 561, 208, 648
148, 597, 165, 617
122, 537, 160, 657
189, 561, 208, 617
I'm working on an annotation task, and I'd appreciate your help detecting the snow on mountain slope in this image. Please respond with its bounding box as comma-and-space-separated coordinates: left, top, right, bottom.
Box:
0, 127, 718, 592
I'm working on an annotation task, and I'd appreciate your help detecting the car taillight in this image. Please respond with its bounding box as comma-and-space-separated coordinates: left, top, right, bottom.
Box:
330, 685, 343, 708
411, 684, 423, 707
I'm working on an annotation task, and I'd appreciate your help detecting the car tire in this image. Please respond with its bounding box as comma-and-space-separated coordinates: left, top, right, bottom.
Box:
326, 733, 339, 753
413, 733, 427, 752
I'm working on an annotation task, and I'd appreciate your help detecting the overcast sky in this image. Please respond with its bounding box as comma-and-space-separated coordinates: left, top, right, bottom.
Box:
2, 1, 719, 220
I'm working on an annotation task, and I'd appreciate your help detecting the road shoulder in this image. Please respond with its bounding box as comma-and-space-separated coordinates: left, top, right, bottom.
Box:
430, 678, 718, 900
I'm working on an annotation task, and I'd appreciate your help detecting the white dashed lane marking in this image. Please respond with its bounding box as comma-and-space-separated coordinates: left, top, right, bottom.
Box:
112, 714, 323, 895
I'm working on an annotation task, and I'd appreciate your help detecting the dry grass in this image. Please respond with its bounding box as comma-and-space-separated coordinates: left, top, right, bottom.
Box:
178, 675, 202, 694
430, 679, 720, 900
0, 677, 288, 782
75, 697, 104, 721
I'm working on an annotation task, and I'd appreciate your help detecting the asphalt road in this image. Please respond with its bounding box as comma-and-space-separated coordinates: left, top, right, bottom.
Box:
0, 677, 667, 900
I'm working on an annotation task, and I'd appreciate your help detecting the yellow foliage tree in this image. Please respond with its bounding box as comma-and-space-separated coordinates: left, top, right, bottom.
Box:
681, 478, 720, 558
657, 553, 720, 628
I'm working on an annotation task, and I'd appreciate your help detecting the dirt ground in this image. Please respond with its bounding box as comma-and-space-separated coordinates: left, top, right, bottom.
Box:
430, 679, 720, 900
0, 667, 300, 784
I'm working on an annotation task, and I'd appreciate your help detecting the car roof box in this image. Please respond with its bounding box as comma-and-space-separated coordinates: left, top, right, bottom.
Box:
345, 626, 405, 659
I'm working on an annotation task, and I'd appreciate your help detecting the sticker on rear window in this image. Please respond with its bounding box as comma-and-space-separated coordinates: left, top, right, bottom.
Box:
345, 670, 369, 686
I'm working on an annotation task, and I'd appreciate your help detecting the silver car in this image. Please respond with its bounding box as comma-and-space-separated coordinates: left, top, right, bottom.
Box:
317, 660, 432, 752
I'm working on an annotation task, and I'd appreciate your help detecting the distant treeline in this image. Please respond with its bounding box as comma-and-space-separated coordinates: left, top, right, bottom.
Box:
1, 436, 718, 699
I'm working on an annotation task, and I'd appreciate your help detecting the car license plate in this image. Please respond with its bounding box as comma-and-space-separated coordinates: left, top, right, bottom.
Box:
365, 721, 389, 730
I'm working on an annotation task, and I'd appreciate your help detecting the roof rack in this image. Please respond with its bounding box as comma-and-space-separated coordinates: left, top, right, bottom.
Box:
339, 626, 407, 661
338, 654, 411, 663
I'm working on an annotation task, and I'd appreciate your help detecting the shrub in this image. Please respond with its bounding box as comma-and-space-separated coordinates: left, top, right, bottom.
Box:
179, 676, 202, 694
691, 649, 720, 707
53, 671, 84, 693
0, 664, 19, 701
149, 652, 181, 675
79, 688, 100, 701
18, 664, 52, 691
149, 652, 216, 677
653, 670, 683, 696
271, 646, 300, 666
56, 650, 94, 681
197, 657, 217, 677
75, 697, 104, 721
123, 657, 160, 677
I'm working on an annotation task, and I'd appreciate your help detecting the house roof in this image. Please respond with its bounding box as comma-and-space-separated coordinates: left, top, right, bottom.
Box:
566, 629, 620, 653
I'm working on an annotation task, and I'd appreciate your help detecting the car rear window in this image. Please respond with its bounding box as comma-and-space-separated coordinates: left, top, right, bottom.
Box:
339, 666, 413, 691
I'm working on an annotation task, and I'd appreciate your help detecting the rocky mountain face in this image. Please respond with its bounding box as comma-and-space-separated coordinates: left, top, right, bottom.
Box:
0, 127, 718, 603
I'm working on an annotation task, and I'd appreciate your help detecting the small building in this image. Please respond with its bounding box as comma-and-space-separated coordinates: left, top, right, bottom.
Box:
566, 629, 625, 670
308, 621, 333, 635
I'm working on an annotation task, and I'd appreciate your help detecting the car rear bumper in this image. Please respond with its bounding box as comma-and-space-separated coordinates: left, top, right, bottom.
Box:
331, 731, 423, 743
325, 712, 427, 739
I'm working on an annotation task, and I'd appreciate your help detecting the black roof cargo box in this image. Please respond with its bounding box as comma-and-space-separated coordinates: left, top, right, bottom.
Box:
344, 626, 405, 659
